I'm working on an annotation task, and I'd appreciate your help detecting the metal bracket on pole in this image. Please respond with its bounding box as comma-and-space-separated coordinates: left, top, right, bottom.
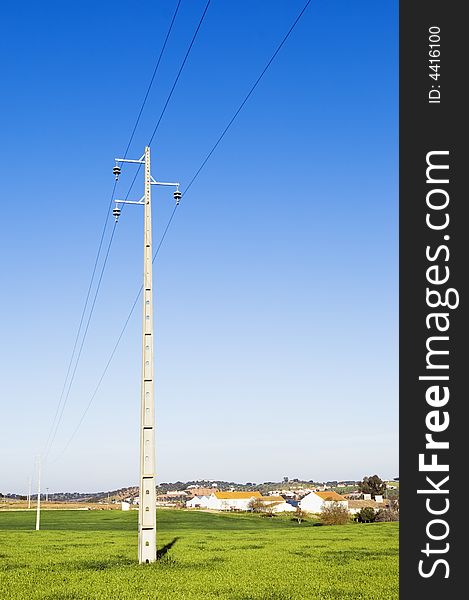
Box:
150, 177, 180, 187
115, 197, 145, 206
115, 156, 145, 165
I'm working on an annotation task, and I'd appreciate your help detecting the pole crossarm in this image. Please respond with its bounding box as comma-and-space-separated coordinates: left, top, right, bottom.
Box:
114, 156, 145, 164
150, 177, 180, 187
115, 198, 145, 205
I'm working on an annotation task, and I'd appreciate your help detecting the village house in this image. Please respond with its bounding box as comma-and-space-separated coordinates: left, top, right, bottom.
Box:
186, 492, 297, 513
186, 495, 211, 509
262, 497, 296, 513
299, 491, 348, 513
347, 498, 389, 515
206, 491, 263, 511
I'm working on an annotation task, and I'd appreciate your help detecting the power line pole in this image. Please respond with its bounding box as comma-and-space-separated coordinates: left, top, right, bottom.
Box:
28, 476, 31, 509
35, 456, 41, 531
46, 487, 49, 502
113, 146, 180, 564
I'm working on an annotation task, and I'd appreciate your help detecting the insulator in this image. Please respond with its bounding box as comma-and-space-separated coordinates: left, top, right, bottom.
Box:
113, 206, 121, 221
174, 190, 182, 204
113, 165, 121, 180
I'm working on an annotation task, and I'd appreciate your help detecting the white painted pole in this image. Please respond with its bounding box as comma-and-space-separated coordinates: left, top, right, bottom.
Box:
138, 146, 157, 564
35, 457, 41, 531
46, 487, 49, 502
28, 476, 31, 509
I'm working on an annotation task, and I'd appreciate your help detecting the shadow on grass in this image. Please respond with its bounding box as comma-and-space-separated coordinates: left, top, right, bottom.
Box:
157, 536, 180, 559
64, 538, 181, 571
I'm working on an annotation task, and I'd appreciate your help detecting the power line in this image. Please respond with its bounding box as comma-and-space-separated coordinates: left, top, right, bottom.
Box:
53, 0, 211, 446
121, 0, 212, 203
44, 223, 118, 458
50, 206, 178, 463
123, 0, 182, 160
42, 181, 117, 457
148, 0, 212, 146
184, 0, 312, 196
49, 0, 311, 458
42, 2, 184, 459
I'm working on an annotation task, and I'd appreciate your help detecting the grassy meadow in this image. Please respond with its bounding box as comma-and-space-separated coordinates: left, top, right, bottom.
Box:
0, 509, 398, 600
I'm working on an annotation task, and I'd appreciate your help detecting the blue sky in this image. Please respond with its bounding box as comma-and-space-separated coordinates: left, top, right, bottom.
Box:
0, 1, 398, 493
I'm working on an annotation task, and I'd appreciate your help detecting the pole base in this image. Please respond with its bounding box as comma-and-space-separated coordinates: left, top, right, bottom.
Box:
138, 527, 157, 564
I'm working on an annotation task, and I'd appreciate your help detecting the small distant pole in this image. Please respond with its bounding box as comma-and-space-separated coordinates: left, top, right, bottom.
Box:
35, 456, 41, 531
46, 488, 49, 502
27, 476, 31, 509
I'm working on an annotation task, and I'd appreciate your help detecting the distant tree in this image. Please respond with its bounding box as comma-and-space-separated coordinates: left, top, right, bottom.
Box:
357, 507, 376, 523
320, 502, 350, 525
374, 496, 399, 522
263, 503, 277, 518
375, 508, 399, 522
385, 488, 400, 502
295, 507, 307, 524
248, 498, 265, 513
358, 475, 386, 498
247, 498, 277, 516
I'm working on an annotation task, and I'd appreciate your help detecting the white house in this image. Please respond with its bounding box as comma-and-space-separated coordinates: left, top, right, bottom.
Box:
299, 491, 348, 514
186, 495, 211, 509
250, 495, 294, 513
206, 491, 262, 511
347, 499, 388, 515
270, 500, 297, 513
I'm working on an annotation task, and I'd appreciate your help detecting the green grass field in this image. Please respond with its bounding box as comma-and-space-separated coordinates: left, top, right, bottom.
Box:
0, 509, 398, 600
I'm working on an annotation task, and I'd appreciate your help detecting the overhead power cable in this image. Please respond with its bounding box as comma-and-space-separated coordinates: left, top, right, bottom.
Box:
42, 1, 183, 459
123, 0, 183, 159
148, 0, 212, 146
44, 223, 118, 458
184, 0, 312, 196
50, 206, 178, 463
122, 0, 212, 202
42, 181, 117, 458
49, 0, 311, 459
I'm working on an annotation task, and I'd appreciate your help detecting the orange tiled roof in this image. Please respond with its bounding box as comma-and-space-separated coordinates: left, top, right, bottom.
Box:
259, 496, 284, 502
348, 499, 389, 509
214, 491, 262, 500
314, 491, 347, 501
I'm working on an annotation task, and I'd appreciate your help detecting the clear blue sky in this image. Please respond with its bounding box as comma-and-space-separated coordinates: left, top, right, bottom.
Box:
0, 1, 397, 493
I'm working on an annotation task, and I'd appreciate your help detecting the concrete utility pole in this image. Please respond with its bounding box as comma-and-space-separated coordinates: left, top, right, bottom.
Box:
27, 476, 31, 509
46, 488, 49, 502
35, 456, 41, 531
113, 146, 180, 564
